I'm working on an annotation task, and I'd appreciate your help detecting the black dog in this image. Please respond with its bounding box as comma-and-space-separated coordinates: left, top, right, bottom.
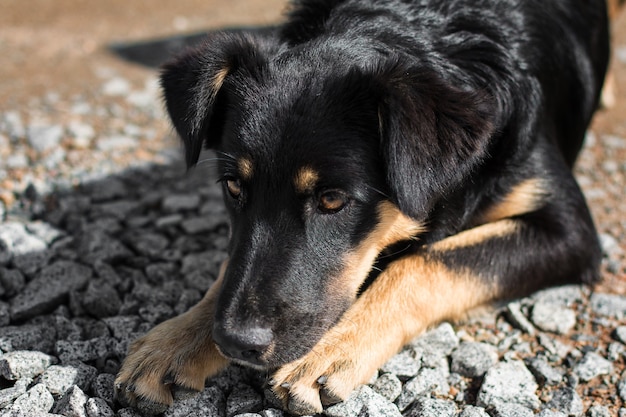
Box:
116, 0, 609, 414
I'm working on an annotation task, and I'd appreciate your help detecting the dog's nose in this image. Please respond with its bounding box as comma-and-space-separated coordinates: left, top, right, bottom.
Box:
213, 325, 273, 365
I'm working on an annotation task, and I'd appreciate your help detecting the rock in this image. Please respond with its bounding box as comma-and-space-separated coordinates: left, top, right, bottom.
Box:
607, 342, 625, 361
371, 373, 403, 402
524, 357, 563, 386
92, 373, 116, 407
0, 268, 25, 297
84, 177, 127, 202
10, 260, 92, 322
450, 342, 498, 378
10, 383, 54, 413
325, 385, 401, 417
546, 387, 583, 417
530, 301, 577, 334
40, 361, 98, 396
410, 322, 459, 366
505, 301, 536, 335
259, 409, 284, 417
531, 285, 584, 307
617, 377, 626, 402
0, 323, 57, 352
162, 194, 201, 212
0, 379, 30, 408
536, 411, 567, 417
589, 293, 626, 320
181, 216, 225, 234
226, 384, 263, 417
614, 326, 626, 344
0, 222, 49, 275
96, 135, 138, 151
27, 122, 63, 153
458, 406, 490, 417
82, 280, 122, 318
162, 385, 226, 417
490, 403, 534, 417
78, 230, 132, 265
396, 365, 450, 411
52, 385, 88, 417
3, 111, 25, 139
0, 351, 56, 380
404, 397, 456, 417
102, 77, 131, 96
476, 360, 539, 410
86, 397, 115, 417
587, 405, 611, 417
573, 352, 613, 382
380, 349, 421, 378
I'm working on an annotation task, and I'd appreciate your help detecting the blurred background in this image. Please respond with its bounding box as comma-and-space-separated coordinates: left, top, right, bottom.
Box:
0, 1, 624, 291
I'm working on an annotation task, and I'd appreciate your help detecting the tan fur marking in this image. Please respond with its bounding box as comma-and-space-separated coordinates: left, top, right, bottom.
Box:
273, 220, 508, 413
115, 262, 230, 406
337, 200, 426, 297
294, 166, 320, 194
212, 67, 230, 91
433, 219, 520, 252
238, 157, 254, 181
478, 178, 547, 224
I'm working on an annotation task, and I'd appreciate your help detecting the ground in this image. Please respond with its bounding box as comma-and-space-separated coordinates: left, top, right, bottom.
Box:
0, 1, 625, 416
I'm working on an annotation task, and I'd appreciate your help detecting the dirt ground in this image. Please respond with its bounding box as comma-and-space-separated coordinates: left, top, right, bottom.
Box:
0, 0, 625, 293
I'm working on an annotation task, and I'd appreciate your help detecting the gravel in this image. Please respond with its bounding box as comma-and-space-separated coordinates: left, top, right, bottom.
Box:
0, 7, 625, 417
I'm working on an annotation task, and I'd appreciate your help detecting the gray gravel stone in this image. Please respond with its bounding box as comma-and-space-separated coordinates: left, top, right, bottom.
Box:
491, 403, 535, 417
587, 405, 611, 417
380, 349, 421, 378
10, 260, 92, 321
524, 356, 564, 386
531, 285, 584, 307
226, 384, 263, 417
85, 397, 115, 417
0, 268, 25, 298
27, 123, 63, 153
450, 342, 498, 378
78, 230, 132, 265
52, 385, 88, 417
396, 365, 450, 411
82, 280, 122, 318
0, 323, 56, 352
325, 385, 401, 417
410, 323, 459, 366
10, 383, 54, 414
546, 387, 583, 417
0, 379, 30, 409
0, 222, 49, 275
0, 351, 56, 380
162, 385, 226, 417
573, 352, 613, 381
40, 361, 98, 396
92, 373, 115, 407
458, 406, 490, 417
530, 301, 577, 334
102, 77, 131, 96
2, 111, 25, 139
506, 301, 536, 335
614, 326, 626, 344
162, 194, 201, 212
259, 409, 284, 417
477, 360, 539, 410
404, 397, 456, 417
371, 373, 403, 402
536, 410, 567, 417
589, 293, 626, 320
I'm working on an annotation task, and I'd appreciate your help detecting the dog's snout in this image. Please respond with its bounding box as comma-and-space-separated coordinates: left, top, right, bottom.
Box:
213, 324, 273, 366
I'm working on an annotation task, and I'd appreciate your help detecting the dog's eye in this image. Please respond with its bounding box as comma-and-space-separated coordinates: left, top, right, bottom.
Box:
225, 179, 242, 199
318, 190, 348, 214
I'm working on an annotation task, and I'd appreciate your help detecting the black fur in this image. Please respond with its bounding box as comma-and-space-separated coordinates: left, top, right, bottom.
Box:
160, 0, 608, 369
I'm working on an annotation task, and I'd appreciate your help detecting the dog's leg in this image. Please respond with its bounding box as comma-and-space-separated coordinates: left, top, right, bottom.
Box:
115, 263, 230, 413
272, 216, 595, 415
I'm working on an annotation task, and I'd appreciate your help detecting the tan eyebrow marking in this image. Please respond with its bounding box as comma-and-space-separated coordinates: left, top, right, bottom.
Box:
294, 166, 320, 194
238, 157, 253, 181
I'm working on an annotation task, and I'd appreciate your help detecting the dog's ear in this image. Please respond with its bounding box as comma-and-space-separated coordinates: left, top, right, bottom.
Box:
160, 32, 272, 167
375, 61, 495, 219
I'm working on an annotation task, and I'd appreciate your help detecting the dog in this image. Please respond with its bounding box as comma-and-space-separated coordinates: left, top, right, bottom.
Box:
115, 0, 609, 414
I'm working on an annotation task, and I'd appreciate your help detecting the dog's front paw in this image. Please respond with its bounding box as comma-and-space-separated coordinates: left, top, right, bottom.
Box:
114, 313, 228, 414
271, 327, 377, 415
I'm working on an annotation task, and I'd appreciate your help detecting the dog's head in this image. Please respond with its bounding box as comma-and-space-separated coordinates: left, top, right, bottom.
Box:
161, 32, 493, 368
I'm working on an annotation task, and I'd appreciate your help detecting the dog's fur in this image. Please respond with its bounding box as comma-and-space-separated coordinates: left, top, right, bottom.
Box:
115, 0, 609, 414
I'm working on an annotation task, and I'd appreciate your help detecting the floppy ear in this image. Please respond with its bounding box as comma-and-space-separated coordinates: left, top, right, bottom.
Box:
160, 31, 273, 167
376, 61, 495, 219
